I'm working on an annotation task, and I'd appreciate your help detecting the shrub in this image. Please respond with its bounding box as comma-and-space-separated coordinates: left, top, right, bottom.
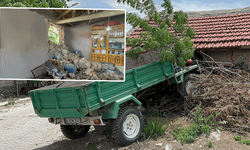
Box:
142, 118, 168, 141
235, 135, 250, 145
171, 107, 222, 145
235, 135, 242, 141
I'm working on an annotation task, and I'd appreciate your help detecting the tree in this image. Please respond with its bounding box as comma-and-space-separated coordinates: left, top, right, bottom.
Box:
48, 26, 59, 44
0, 0, 71, 8
119, 0, 196, 67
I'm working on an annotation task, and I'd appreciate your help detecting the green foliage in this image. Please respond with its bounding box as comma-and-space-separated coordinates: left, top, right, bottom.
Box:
235, 135, 250, 145
246, 140, 250, 145
171, 107, 223, 145
121, 0, 196, 67
235, 135, 242, 141
48, 26, 59, 44
0, 0, 71, 8
141, 118, 168, 141
206, 141, 213, 148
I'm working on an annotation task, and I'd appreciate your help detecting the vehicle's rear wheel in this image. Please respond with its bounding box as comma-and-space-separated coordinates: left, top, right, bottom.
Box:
178, 74, 199, 101
60, 125, 90, 139
112, 106, 144, 146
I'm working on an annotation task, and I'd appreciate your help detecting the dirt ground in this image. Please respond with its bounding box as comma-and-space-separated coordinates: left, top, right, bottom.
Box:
0, 99, 250, 150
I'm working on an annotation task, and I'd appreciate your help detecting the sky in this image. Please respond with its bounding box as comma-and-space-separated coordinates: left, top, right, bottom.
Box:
66, 0, 250, 31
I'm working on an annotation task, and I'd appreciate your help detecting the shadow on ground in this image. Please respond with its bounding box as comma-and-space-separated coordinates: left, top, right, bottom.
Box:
34, 130, 121, 150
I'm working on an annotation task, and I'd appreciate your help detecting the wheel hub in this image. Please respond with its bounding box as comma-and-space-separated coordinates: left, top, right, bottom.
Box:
186, 80, 193, 95
186, 80, 199, 97
123, 114, 140, 138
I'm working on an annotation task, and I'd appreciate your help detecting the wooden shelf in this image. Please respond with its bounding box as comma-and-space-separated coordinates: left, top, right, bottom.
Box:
108, 49, 124, 51
90, 24, 125, 66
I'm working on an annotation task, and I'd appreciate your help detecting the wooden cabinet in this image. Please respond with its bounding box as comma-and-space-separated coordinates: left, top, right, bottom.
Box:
108, 24, 124, 38
90, 24, 125, 66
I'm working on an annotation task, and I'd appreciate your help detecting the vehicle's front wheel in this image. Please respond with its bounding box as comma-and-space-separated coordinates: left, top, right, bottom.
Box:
112, 106, 144, 146
60, 125, 90, 139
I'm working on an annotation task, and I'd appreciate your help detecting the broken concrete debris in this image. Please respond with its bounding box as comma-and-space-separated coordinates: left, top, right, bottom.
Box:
46, 41, 124, 80
46, 60, 65, 79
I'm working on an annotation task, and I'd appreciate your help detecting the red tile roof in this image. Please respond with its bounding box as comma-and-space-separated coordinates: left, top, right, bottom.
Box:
127, 12, 250, 51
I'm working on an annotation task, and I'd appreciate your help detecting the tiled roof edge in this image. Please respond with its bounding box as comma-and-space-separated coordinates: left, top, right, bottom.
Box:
126, 7, 250, 34
185, 7, 250, 18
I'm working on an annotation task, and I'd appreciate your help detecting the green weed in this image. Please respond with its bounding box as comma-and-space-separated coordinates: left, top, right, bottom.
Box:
171, 107, 223, 145
235, 135, 242, 141
235, 135, 250, 146
206, 141, 213, 148
141, 118, 168, 141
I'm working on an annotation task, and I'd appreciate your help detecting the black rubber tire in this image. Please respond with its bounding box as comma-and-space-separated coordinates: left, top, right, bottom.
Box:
112, 106, 144, 146
60, 125, 90, 139
178, 73, 192, 101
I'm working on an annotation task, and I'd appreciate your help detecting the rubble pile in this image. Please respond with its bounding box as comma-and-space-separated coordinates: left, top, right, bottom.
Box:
46, 41, 124, 80
189, 61, 250, 132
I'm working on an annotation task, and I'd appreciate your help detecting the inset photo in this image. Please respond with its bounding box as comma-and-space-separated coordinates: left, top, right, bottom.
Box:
0, 8, 125, 81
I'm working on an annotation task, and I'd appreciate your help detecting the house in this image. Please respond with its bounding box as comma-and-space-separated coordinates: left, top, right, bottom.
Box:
126, 7, 250, 66
0, 8, 125, 79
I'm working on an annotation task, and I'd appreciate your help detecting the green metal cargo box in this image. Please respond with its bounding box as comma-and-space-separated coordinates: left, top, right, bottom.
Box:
29, 61, 198, 118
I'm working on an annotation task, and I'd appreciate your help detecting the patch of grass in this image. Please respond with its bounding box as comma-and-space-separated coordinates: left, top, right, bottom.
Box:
206, 141, 213, 148
141, 117, 168, 141
235, 135, 250, 146
170, 107, 223, 145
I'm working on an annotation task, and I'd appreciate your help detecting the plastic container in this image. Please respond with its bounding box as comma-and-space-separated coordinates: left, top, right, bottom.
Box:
63, 63, 76, 75
73, 49, 81, 55
53, 54, 58, 59
93, 24, 101, 27
104, 21, 120, 26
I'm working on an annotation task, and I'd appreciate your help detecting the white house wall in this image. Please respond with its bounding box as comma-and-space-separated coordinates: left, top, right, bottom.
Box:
0, 9, 54, 79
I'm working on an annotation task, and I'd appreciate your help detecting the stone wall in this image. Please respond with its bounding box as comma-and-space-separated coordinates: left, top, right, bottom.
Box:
0, 80, 28, 99
201, 48, 250, 66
